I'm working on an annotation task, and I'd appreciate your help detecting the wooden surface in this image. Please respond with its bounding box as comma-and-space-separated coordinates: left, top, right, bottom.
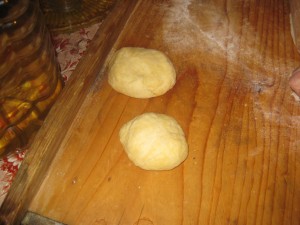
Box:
289, 0, 300, 52
3, 0, 300, 224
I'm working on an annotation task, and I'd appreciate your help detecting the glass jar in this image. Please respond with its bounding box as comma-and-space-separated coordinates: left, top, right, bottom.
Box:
0, 0, 63, 156
39, 0, 116, 33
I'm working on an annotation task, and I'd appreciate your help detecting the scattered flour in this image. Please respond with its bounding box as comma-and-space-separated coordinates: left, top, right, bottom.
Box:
161, 0, 298, 90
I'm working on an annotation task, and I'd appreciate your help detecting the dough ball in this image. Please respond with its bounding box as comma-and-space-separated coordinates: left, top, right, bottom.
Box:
119, 113, 188, 170
108, 47, 176, 98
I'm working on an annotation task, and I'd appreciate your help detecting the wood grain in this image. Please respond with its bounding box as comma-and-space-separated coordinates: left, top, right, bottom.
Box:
3, 0, 300, 224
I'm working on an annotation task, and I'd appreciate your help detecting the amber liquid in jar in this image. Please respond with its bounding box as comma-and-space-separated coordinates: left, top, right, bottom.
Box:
0, 0, 63, 155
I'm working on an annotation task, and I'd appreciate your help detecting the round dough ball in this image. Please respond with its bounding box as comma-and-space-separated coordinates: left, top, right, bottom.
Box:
119, 113, 188, 170
108, 47, 176, 98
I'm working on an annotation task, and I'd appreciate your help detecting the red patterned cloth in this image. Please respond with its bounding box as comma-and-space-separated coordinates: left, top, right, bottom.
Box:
0, 23, 100, 205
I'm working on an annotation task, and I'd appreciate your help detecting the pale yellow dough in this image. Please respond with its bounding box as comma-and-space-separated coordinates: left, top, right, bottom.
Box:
119, 113, 188, 170
108, 47, 176, 98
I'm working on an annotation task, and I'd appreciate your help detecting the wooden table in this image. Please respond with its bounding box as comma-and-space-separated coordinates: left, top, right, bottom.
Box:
1, 0, 300, 224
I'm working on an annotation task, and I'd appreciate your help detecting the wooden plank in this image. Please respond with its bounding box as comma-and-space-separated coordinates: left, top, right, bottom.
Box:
3, 0, 300, 224
0, 1, 140, 224
289, 0, 300, 52
28, 0, 300, 224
